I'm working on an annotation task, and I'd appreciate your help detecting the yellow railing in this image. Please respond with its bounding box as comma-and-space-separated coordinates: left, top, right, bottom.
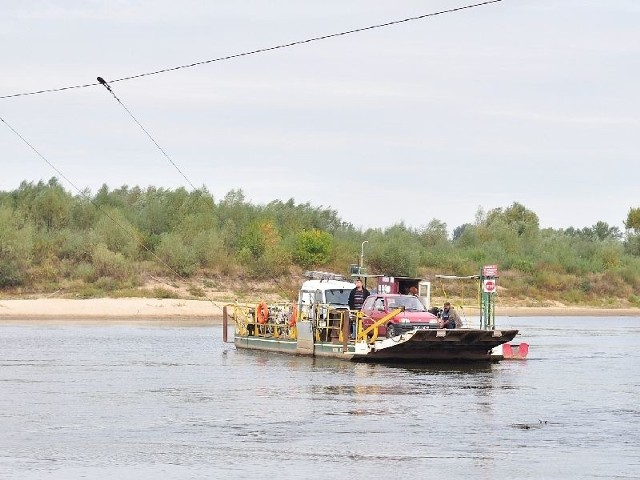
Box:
231, 302, 298, 340
356, 307, 404, 343
232, 301, 399, 345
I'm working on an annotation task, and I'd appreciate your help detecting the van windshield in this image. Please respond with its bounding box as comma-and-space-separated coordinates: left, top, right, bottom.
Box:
325, 289, 351, 305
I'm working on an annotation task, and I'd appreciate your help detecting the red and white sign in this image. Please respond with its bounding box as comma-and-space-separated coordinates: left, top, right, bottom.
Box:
483, 264, 498, 277
483, 279, 497, 293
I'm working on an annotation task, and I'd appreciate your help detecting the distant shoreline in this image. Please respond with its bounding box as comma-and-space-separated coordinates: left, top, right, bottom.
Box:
496, 306, 640, 317
0, 298, 639, 324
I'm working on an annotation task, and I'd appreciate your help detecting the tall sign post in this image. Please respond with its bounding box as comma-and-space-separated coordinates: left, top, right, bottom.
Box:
479, 264, 498, 330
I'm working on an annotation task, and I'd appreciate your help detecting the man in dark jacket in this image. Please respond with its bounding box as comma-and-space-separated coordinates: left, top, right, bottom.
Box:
440, 302, 462, 329
348, 278, 370, 338
348, 278, 370, 311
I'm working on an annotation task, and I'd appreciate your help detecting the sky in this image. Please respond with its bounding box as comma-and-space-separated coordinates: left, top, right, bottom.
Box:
1, 0, 638, 233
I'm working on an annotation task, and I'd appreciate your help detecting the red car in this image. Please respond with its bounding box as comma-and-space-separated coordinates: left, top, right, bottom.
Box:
360, 294, 439, 338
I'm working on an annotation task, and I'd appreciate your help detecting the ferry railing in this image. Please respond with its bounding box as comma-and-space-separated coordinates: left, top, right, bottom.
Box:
356, 307, 404, 343
299, 303, 399, 345
299, 303, 351, 343
306, 305, 398, 346
316, 307, 348, 343
229, 302, 299, 340
227, 301, 387, 346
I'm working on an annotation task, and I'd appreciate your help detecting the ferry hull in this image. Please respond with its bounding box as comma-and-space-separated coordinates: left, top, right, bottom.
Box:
356, 329, 519, 362
233, 328, 519, 363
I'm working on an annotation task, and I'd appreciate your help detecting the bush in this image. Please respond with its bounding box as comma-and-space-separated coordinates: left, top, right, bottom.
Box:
292, 229, 332, 268
188, 285, 206, 297
29, 255, 60, 282
155, 233, 198, 276
94, 208, 140, 259
94, 276, 119, 291
73, 262, 96, 282
58, 229, 94, 262
152, 287, 178, 299
0, 207, 33, 287
92, 243, 131, 280
624, 234, 640, 256
369, 243, 418, 277
245, 246, 291, 279
616, 264, 640, 289
192, 230, 232, 272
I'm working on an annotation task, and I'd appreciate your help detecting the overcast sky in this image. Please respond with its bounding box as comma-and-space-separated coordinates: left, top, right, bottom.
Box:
1, 0, 638, 233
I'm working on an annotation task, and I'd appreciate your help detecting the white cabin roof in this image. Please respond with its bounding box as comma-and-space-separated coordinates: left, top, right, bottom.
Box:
300, 279, 355, 292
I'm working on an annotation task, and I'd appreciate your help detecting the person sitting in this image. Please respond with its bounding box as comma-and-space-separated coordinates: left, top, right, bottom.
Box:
439, 302, 462, 329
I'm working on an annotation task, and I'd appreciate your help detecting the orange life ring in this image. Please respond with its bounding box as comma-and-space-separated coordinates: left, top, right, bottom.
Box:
288, 305, 298, 327
256, 302, 269, 324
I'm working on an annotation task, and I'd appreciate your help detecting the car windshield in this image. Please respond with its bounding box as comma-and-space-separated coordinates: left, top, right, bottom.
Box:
388, 296, 427, 312
325, 289, 351, 305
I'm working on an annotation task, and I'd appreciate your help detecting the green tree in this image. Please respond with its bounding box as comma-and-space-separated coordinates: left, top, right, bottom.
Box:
191, 230, 232, 273
68, 193, 97, 230
419, 219, 449, 246
486, 202, 539, 237
156, 232, 198, 276
367, 224, 420, 276
292, 229, 333, 268
94, 207, 141, 259
624, 233, 640, 256
590, 221, 621, 241
452, 223, 472, 241
625, 208, 640, 233
31, 179, 71, 231
91, 243, 132, 281
237, 221, 267, 259
368, 242, 418, 277
0, 206, 34, 286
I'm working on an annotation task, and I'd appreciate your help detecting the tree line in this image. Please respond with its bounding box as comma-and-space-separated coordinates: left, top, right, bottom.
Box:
1, 178, 639, 306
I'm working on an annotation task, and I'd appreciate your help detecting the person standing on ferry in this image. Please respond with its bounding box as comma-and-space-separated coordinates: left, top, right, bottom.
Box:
348, 278, 370, 338
348, 278, 370, 311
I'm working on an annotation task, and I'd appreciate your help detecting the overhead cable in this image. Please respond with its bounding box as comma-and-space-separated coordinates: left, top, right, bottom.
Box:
0, 0, 504, 100
0, 115, 84, 196
96, 76, 197, 191
0, 113, 221, 311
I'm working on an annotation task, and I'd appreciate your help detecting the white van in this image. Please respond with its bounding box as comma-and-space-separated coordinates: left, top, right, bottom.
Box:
297, 277, 355, 320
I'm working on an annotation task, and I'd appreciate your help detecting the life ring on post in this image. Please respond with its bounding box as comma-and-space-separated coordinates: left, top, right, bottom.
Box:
288, 305, 298, 327
256, 301, 269, 324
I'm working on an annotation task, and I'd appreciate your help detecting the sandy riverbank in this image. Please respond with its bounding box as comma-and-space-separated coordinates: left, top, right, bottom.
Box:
0, 298, 226, 325
0, 298, 639, 324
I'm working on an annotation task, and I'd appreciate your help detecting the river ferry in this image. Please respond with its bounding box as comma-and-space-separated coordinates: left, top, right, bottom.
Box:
223, 266, 520, 363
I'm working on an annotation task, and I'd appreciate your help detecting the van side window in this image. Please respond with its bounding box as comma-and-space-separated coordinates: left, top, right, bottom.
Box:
300, 291, 313, 306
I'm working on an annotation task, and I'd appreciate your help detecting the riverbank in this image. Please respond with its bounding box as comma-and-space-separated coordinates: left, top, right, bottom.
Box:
0, 298, 225, 324
1, 298, 639, 324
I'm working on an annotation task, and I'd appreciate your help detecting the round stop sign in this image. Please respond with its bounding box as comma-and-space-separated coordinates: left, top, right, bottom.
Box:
483, 279, 496, 293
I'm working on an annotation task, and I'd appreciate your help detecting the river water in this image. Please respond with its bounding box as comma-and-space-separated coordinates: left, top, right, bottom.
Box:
1, 317, 638, 479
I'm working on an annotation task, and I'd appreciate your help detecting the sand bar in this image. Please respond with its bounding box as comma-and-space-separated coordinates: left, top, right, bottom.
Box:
0, 298, 225, 325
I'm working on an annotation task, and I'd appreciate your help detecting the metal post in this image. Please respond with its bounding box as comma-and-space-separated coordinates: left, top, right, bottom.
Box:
360, 240, 368, 272
480, 268, 488, 329
342, 310, 349, 352
223, 305, 228, 342
479, 267, 497, 330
